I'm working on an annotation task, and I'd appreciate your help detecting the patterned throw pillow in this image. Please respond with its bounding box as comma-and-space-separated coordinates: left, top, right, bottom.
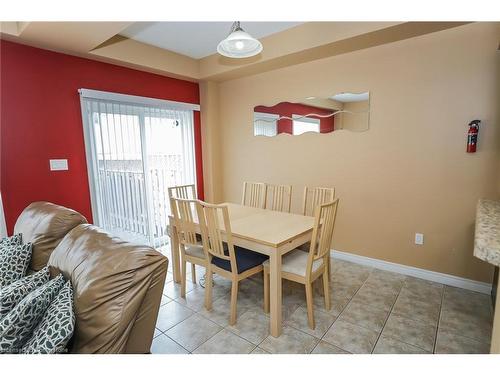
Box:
0, 233, 23, 247
0, 267, 51, 320
21, 281, 75, 354
0, 242, 33, 287
0, 275, 64, 353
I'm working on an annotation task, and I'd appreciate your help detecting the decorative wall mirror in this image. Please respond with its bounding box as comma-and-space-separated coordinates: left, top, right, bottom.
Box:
253, 92, 370, 136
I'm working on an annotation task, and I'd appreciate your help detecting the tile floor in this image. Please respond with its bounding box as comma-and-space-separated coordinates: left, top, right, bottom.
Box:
152, 253, 493, 354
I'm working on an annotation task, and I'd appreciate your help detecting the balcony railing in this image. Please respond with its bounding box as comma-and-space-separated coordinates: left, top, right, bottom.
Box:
97, 154, 187, 247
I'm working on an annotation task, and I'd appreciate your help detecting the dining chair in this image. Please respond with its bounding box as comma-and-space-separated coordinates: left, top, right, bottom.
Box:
168, 184, 196, 201
302, 186, 335, 217
241, 181, 267, 209
196, 201, 268, 325
263, 199, 339, 329
301, 186, 336, 280
168, 184, 198, 282
265, 184, 292, 213
170, 197, 207, 298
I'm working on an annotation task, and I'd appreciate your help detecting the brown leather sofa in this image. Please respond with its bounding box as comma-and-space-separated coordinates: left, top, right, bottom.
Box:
13, 201, 168, 353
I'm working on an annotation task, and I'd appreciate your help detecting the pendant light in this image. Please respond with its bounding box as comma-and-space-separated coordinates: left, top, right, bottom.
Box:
217, 21, 263, 58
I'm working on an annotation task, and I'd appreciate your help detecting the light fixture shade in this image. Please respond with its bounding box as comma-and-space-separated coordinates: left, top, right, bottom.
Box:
217, 23, 263, 58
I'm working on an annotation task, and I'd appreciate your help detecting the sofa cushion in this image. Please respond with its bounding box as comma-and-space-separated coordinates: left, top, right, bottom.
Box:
0, 267, 50, 320
0, 233, 23, 247
21, 280, 75, 354
0, 275, 64, 353
14, 201, 87, 271
0, 243, 33, 287
47, 224, 168, 353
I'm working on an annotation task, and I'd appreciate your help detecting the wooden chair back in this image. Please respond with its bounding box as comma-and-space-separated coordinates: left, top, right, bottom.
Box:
307, 199, 339, 273
168, 184, 196, 200
241, 182, 267, 209
170, 197, 200, 249
302, 186, 335, 216
196, 201, 238, 274
266, 184, 292, 213
168, 184, 196, 215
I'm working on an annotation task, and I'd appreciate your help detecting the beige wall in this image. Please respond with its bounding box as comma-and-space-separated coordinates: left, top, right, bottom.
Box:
212, 22, 500, 282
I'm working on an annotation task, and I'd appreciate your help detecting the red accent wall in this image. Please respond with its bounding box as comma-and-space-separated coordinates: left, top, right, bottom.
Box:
0, 40, 202, 234
255, 102, 335, 134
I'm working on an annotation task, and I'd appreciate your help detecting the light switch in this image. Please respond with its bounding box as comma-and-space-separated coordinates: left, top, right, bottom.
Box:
49, 159, 68, 171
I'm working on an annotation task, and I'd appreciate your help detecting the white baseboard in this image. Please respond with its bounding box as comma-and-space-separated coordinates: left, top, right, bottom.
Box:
331, 249, 492, 295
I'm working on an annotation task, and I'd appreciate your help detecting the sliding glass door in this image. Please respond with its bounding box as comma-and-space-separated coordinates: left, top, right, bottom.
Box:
79, 89, 198, 248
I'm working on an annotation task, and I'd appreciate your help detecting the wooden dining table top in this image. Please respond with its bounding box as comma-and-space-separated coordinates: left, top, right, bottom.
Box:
221, 203, 315, 248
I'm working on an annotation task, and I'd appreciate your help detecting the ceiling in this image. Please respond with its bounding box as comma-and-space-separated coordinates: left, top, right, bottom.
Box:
120, 22, 302, 59
0, 22, 469, 82
331, 92, 370, 103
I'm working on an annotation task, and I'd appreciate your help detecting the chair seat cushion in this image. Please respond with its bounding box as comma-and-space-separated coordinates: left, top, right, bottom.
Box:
184, 243, 205, 259
211, 246, 268, 274
263, 249, 323, 277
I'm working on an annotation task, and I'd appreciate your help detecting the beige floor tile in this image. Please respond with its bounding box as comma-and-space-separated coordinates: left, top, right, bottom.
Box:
435, 330, 490, 354
155, 300, 194, 332
151, 334, 189, 354
404, 276, 443, 300
370, 269, 407, 283
363, 275, 404, 295
251, 347, 270, 354
351, 285, 398, 312
226, 309, 270, 345
330, 277, 365, 297
439, 307, 492, 343
392, 293, 440, 326
259, 326, 319, 354
339, 300, 389, 332
398, 287, 442, 307
311, 340, 350, 354
285, 306, 336, 338
193, 329, 255, 354
382, 314, 436, 352
160, 294, 172, 306
175, 284, 229, 312
373, 335, 429, 354
308, 288, 351, 317
166, 314, 222, 352
165, 272, 174, 283
163, 279, 196, 299
443, 287, 492, 319
199, 293, 249, 327
323, 319, 379, 354
332, 261, 372, 281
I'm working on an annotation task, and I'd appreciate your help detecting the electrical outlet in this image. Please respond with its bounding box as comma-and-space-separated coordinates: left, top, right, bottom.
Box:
415, 233, 424, 245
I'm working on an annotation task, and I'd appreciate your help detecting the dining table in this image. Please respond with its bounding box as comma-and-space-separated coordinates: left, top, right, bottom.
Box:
168, 202, 315, 337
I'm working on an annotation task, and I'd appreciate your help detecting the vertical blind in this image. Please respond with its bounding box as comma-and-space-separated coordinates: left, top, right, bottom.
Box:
253, 112, 278, 136
79, 89, 199, 248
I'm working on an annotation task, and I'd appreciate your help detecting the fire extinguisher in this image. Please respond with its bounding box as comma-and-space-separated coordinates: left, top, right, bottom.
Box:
466, 120, 481, 153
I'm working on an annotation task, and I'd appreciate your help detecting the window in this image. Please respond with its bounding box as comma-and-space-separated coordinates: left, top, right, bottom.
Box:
79, 88, 199, 247
254, 112, 279, 136
292, 114, 320, 135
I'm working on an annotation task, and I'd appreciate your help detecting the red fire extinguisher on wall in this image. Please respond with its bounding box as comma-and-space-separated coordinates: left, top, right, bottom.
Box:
466, 120, 481, 153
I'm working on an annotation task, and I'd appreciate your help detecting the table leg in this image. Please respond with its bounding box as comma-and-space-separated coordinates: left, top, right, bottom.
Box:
269, 251, 283, 337
168, 216, 181, 283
